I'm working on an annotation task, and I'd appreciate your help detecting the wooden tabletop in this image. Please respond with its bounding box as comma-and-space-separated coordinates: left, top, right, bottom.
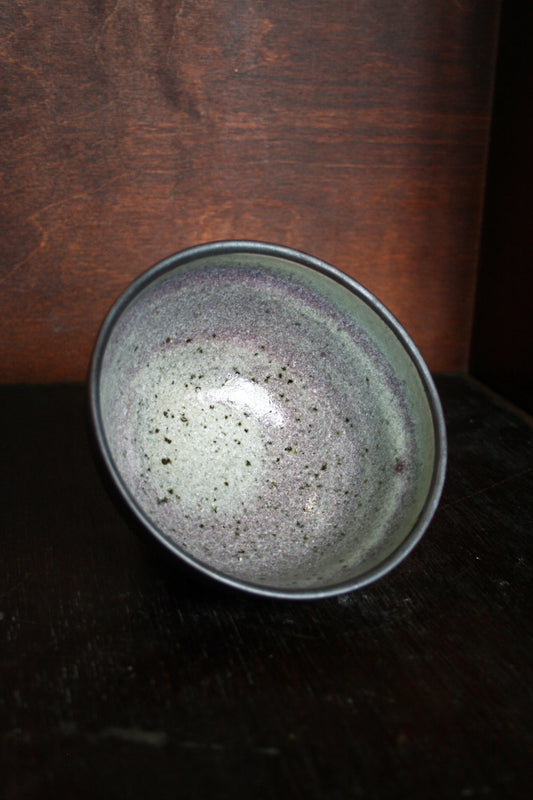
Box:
1, 375, 532, 799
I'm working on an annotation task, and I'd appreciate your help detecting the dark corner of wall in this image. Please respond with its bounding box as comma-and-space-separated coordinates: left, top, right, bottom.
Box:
470, 0, 533, 414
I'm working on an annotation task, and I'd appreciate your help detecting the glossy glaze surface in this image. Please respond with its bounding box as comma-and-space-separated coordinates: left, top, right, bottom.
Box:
94, 246, 444, 596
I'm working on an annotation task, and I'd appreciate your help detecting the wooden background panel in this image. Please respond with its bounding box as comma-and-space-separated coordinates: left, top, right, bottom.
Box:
0, 0, 500, 382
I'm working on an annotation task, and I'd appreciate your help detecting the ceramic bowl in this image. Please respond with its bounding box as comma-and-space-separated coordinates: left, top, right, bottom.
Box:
89, 241, 446, 599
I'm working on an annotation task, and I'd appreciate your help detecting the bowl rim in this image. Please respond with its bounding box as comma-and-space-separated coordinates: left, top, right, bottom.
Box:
88, 240, 447, 600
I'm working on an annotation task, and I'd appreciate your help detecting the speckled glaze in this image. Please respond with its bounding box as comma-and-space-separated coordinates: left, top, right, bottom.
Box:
90, 242, 446, 599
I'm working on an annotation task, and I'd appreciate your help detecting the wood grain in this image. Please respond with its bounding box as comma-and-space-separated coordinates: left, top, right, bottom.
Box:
1, 377, 532, 798
0, 1, 500, 382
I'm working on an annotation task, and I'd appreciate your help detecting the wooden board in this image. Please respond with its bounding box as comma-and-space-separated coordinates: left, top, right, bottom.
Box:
1, 376, 532, 797
0, 1, 500, 382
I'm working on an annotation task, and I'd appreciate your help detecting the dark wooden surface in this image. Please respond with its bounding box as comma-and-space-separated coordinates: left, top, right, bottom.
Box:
1, 375, 532, 799
0, 1, 500, 382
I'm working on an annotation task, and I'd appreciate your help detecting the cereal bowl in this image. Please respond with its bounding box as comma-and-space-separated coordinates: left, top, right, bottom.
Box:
89, 241, 446, 599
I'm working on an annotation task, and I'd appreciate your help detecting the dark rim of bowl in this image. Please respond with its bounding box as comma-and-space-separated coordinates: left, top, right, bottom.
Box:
88, 240, 447, 600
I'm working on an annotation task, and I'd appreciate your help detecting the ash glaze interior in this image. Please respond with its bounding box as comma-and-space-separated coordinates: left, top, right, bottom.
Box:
95, 247, 443, 596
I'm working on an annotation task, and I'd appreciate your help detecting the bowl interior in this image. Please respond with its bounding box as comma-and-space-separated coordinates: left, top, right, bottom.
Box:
95, 249, 441, 595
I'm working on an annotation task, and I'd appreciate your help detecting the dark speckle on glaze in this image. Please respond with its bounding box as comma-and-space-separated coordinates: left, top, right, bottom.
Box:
99, 264, 432, 590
